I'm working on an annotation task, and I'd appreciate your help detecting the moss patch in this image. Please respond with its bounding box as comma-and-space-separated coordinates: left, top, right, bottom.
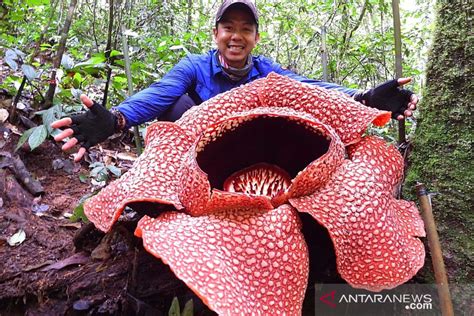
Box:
404, 0, 473, 293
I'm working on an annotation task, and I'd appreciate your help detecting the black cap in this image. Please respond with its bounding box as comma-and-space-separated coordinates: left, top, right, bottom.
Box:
215, 0, 259, 26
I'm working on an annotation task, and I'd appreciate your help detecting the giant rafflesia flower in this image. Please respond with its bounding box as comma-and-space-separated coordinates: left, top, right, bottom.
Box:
85, 73, 425, 315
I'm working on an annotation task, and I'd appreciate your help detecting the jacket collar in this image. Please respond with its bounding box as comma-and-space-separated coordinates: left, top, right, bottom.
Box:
210, 49, 261, 82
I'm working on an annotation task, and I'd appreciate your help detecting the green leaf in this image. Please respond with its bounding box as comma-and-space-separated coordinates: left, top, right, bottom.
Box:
79, 174, 88, 183
26, 0, 50, 6
70, 201, 90, 223
182, 299, 194, 316
168, 297, 180, 316
72, 72, 83, 88
106, 165, 122, 177
40, 43, 52, 50
90, 166, 106, 178
39, 105, 61, 134
113, 75, 127, 83
5, 49, 18, 71
61, 54, 75, 70
28, 125, 48, 151
110, 50, 121, 57
73, 53, 106, 71
89, 162, 104, 168
21, 64, 37, 80
70, 192, 96, 222
88, 53, 107, 65
71, 88, 83, 100
15, 127, 35, 151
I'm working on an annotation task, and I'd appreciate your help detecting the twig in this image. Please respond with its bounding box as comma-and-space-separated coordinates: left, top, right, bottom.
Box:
0, 152, 44, 195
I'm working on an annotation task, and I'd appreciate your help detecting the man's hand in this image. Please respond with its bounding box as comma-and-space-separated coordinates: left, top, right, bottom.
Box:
51, 95, 117, 162
354, 78, 418, 120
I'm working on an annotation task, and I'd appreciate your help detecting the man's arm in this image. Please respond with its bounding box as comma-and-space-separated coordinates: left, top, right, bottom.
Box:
269, 62, 358, 96
51, 56, 197, 161
115, 57, 197, 128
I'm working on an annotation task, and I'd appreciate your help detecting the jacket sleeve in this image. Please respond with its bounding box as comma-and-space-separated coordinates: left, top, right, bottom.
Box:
115, 57, 197, 127
269, 61, 358, 96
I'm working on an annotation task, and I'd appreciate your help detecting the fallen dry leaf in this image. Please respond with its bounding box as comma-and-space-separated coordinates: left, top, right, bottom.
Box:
41, 252, 89, 271
7, 229, 26, 246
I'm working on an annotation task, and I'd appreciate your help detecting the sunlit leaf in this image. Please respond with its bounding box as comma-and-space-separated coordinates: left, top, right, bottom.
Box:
61, 54, 75, 69
5, 49, 17, 59
0, 109, 9, 125
169, 45, 184, 50
13, 48, 26, 58
123, 29, 139, 37
106, 165, 122, 177
86, 53, 106, 65
26, 0, 50, 6
5, 49, 18, 71
109, 50, 121, 57
71, 88, 83, 100
21, 64, 38, 80
72, 72, 83, 88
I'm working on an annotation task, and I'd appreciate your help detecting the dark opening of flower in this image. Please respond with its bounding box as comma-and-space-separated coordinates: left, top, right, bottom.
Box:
196, 115, 330, 196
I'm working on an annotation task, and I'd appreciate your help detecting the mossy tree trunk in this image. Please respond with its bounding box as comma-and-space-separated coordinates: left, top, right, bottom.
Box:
405, 0, 473, 286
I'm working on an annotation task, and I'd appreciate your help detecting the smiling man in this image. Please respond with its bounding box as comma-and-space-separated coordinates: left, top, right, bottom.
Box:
52, 0, 417, 161
214, 1, 260, 69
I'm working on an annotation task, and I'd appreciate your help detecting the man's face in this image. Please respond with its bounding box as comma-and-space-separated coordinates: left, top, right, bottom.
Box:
213, 6, 260, 68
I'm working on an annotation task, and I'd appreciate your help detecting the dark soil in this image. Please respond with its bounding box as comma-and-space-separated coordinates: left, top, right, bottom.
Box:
0, 131, 217, 316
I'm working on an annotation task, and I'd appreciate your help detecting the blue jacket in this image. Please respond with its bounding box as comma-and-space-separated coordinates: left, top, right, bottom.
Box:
116, 49, 358, 127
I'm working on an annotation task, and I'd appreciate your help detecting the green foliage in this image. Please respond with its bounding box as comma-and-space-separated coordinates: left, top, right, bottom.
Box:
70, 193, 95, 223
88, 162, 122, 183
70, 201, 89, 223
27, 125, 48, 150
1, 0, 434, 117
15, 104, 61, 151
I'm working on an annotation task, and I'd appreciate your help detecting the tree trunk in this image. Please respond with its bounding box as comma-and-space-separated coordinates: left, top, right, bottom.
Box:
102, 0, 114, 107
405, 0, 473, 310
43, 0, 78, 108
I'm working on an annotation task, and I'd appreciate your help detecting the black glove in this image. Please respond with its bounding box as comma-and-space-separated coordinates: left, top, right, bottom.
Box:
354, 79, 413, 119
70, 102, 118, 149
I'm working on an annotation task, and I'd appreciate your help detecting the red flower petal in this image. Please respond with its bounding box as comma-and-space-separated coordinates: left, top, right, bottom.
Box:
260, 73, 391, 145
135, 204, 309, 315
347, 136, 405, 191
177, 78, 265, 137
290, 136, 425, 291
84, 123, 194, 232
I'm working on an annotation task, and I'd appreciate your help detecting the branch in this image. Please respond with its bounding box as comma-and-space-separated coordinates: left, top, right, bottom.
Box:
102, 0, 115, 107
44, 0, 79, 109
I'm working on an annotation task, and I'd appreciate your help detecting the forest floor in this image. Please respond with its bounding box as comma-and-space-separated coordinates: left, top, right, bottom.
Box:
0, 124, 220, 315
